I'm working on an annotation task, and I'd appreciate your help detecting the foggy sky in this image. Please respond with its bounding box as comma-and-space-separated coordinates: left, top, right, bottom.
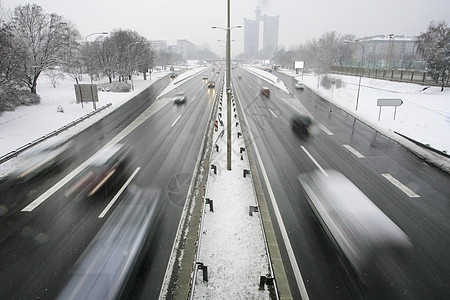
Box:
2, 0, 450, 57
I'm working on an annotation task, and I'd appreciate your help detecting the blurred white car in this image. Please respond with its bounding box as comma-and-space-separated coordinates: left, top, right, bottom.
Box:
294, 81, 304, 89
172, 92, 186, 104
299, 170, 413, 285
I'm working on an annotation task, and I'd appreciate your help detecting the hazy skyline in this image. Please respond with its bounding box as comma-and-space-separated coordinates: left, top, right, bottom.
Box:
2, 0, 450, 57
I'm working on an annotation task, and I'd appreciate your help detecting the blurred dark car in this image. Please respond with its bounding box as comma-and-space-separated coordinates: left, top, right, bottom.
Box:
208, 81, 215, 88
65, 144, 131, 198
202, 74, 208, 80
172, 91, 186, 104
169, 73, 177, 79
4, 141, 73, 183
260, 87, 270, 97
237, 74, 242, 79
291, 115, 311, 137
299, 170, 413, 286
58, 188, 163, 300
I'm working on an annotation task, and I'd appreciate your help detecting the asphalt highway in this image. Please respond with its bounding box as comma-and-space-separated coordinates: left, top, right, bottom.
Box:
232, 67, 449, 299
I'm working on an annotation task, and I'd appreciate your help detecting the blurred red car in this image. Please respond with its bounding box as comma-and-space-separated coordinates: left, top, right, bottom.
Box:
65, 144, 131, 198
260, 87, 270, 97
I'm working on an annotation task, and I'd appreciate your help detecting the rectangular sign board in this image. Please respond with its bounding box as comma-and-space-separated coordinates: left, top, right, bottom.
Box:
377, 98, 403, 106
74, 84, 99, 103
294, 61, 305, 69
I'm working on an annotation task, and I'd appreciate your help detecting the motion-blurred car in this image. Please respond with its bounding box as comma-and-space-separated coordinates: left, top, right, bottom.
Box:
237, 74, 242, 79
202, 74, 208, 80
4, 141, 73, 183
172, 92, 186, 104
169, 73, 177, 79
65, 144, 131, 198
299, 170, 413, 286
294, 81, 304, 89
58, 188, 163, 300
260, 87, 270, 97
291, 115, 311, 137
208, 81, 215, 88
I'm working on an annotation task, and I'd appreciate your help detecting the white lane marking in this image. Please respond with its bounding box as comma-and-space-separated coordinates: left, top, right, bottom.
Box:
268, 108, 277, 118
381, 174, 420, 198
301, 146, 329, 177
255, 93, 260, 97
238, 92, 310, 300
316, 122, 334, 135
343, 144, 365, 158
191, 96, 196, 102
21, 98, 172, 212
171, 114, 182, 127
98, 167, 141, 218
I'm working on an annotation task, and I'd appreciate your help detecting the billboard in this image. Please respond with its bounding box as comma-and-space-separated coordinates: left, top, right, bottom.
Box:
294, 61, 304, 69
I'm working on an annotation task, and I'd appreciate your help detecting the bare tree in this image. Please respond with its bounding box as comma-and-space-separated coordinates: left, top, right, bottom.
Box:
416, 21, 450, 91
9, 4, 80, 93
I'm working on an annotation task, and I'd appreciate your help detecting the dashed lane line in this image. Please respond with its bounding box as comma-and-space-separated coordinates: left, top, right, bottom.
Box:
381, 174, 420, 198
343, 144, 365, 158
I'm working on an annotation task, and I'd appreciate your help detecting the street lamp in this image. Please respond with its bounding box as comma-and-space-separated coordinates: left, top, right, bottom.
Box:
212, 5, 241, 171
85, 32, 108, 43
344, 40, 365, 110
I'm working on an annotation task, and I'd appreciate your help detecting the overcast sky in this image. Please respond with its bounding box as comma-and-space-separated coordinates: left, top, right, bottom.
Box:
2, 0, 450, 56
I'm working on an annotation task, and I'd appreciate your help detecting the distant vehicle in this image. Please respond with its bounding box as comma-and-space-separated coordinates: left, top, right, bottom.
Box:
172, 91, 186, 104
260, 87, 270, 97
294, 81, 304, 89
291, 115, 311, 137
58, 188, 163, 300
299, 170, 414, 286
202, 74, 208, 80
237, 74, 242, 79
169, 66, 174, 71
3, 141, 73, 183
211, 68, 215, 72
65, 144, 131, 198
169, 73, 177, 79
216, 71, 220, 75
208, 81, 215, 88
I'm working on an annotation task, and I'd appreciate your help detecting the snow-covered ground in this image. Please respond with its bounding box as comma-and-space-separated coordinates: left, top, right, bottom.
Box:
192, 82, 271, 299
245, 66, 450, 172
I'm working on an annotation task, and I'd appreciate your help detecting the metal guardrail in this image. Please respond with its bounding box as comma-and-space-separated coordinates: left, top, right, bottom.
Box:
0, 103, 112, 164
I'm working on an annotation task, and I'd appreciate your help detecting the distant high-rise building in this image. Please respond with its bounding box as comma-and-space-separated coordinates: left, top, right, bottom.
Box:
149, 40, 168, 52
244, 7, 279, 57
176, 39, 197, 59
244, 18, 259, 55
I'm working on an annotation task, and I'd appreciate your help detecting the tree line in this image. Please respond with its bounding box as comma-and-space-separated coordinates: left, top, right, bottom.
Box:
0, 3, 174, 95
269, 21, 449, 90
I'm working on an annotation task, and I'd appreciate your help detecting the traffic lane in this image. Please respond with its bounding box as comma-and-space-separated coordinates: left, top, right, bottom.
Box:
0, 74, 171, 218
234, 83, 363, 299
276, 72, 450, 285
0, 75, 189, 298
115, 76, 215, 298
234, 79, 446, 298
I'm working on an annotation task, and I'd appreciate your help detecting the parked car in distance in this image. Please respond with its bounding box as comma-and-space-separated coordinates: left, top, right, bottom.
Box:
172, 91, 186, 104
202, 74, 208, 80
237, 74, 242, 79
260, 87, 270, 97
208, 81, 215, 88
291, 115, 311, 137
299, 170, 414, 286
294, 81, 304, 89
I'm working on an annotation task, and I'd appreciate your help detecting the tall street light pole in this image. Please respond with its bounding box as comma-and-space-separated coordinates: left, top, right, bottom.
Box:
212, 3, 241, 170
344, 40, 365, 110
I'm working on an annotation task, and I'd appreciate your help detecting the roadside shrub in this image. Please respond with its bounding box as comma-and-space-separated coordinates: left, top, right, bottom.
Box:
98, 82, 131, 93
0, 88, 41, 112
320, 75, 344, 90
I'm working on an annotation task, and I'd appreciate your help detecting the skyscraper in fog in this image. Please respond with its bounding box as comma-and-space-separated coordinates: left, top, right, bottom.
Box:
244, 7, 279, 57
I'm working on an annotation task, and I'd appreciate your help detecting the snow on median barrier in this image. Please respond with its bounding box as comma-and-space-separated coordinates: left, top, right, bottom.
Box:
190, 83, 274, 299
